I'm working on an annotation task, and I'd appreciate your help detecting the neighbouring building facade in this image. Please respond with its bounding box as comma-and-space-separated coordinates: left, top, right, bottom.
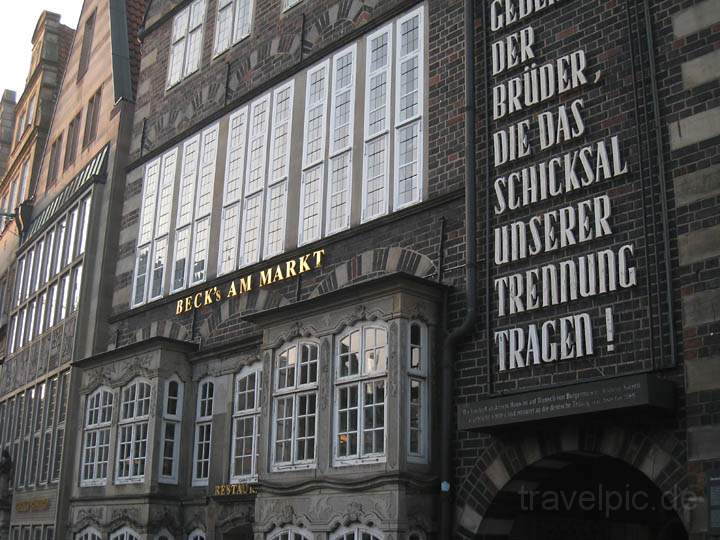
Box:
0, 12, 74, 365
1, 0, 719, 539
0, 1, 146, 540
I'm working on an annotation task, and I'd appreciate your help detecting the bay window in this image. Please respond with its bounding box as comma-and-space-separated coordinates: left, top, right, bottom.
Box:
81, 387, 113, 485
334, 325, 387, 464
193, 379, 214, 485
272, 342, 318, 469
407, 322, 428, 462
116, 379, 151, 483
159, 377, 183, 484
167, 0, 206, 88
231, 364, 261, 482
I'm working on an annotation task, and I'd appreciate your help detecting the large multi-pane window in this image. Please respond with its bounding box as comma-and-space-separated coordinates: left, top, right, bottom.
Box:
116, 380, 151, 483
268, 528, 311, 540
76, 528, 101, 540
231, 364, 261, 482
159, 377, 183, 484
193, 379, 214, 486
138, 6, 425, 302
214, 0, 253, 55
0, 372, 67, 489
81, 387, 114, 485
132, 149, 178, 305
167, 0, 206, 88
334, 325, 387, 464
8, 191, 91, 355
110, 528, 140, 540
331, 528, 383, 540
272, 342, 318, 470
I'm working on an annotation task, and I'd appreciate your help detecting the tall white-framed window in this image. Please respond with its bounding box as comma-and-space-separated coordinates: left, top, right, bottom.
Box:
110, 527, 140, 540
231, 364, 261, 482
394, 7, 424, 210
326, 44, 356, 235
268, 527, 312, 540
167, 0, 207, 88
171, 124, 219, 292
330, 527, 383, 540
214, 0, 253, 55
362, 5, 425, 220
272, 342, 318, 470
264, 82, 294, 258
240, 93, 271, 267
81, 387, 114, 486
189, 530, 206, 540
334, 324, 387, 465
299, 60, 329, 246
407, 322, 428, 463
362, 24, 392, 222
76, 528, 101, 540
192, 378, 214, 486
116, 379, 151, 483
218, 106, 249, 275
159, 376, 183, 484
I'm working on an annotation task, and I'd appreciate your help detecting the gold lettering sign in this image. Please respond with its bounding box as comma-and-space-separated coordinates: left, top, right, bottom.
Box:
15, 499, 50, 513
176, 249, 325, 316
213, 483, 258, 497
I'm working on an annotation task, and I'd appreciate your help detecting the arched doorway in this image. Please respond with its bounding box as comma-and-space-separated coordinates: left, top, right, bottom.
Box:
476, 452, 688, 540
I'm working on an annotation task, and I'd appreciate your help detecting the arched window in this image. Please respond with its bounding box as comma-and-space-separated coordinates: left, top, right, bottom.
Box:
267, 527, 313, 540
231, 363, 261, 481
334, 325, 387, 464
110, 527, 140, 540
156, 529, 173, 540
407, 322, 428, 463
76, 528, 101, 540
188, 530, 205, 540
81, 387, 113, 485
116, 379, 152, 483
160, 376, 183, 484
331, 527, 383, 540
193, 378, 214, 485
272, 341, 318, 470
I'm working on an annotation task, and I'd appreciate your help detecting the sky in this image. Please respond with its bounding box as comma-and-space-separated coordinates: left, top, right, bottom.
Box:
0, 1, 84, 97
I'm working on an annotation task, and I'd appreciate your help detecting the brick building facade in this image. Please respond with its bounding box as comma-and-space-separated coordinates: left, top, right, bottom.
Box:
0, 0, 718, 539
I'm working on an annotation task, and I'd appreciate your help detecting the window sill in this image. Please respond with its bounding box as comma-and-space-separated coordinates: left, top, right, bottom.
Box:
115, 477, 144, 485
332, 456, 386, 468
271, 462, 316, 473
80, 479, 107, 488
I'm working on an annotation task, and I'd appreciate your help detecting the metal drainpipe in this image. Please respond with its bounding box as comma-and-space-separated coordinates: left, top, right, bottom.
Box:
439, 0, 478, 536
642, 0, 677, 367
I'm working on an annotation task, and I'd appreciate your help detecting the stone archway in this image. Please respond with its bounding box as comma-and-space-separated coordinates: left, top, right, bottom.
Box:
455, 422, 689, 539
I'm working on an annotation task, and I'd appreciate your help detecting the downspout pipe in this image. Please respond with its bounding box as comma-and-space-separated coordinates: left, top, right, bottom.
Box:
439, 0, 478, 536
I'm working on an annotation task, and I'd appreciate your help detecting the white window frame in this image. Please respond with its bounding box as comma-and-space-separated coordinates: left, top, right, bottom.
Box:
115, 379, 151, 484
268, 527, 312, 540
325, 43, 357, 236
230, 363, 261, 483
271, 341, 319, 471
393, 7, 425, 211
155, 530, 174, 540
80, 387, 114, 486
361, 24, 393, 222
218, 106, 249, 275
239, 93, 271, 267
333, 324, 388, 466
110, 527, 140, 540
213, 0, 253, 56
167, 0, 207, 88
330, 527, 383, 540
192, 378, 214, 486
407, 321, 429, 463
298, 60, 329, 247
188, 529, 206, 540
75, 528, 101, 540
159, 376, 183, 484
